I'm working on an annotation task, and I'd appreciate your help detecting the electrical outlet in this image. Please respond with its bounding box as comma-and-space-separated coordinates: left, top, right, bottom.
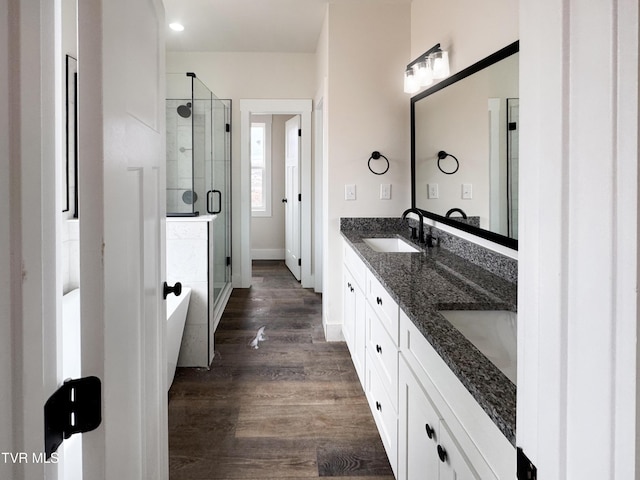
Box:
345, 184, 356, 200
427, 183, 439, 199
462, 183, 472, 199
380, 184, 391, 200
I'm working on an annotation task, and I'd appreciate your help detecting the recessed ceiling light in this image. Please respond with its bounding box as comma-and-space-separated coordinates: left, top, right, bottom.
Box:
169, 22, 184, 32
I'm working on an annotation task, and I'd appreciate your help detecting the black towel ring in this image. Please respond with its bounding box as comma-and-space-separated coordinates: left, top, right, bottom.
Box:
368, 151, 390, 175
437, 151, 459, 175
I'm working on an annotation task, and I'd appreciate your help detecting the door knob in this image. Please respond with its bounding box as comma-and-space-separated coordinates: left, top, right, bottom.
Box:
163, 281, 182, 299
437, 444, 447, 463
425, 423, 435, 439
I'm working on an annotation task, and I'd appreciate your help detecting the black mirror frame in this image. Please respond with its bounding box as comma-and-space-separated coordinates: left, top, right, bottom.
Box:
411, 41, 519, 251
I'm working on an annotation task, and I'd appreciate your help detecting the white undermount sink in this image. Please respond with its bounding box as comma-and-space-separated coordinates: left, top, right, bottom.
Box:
363, 237, 420, 253
439, 310, 517, 384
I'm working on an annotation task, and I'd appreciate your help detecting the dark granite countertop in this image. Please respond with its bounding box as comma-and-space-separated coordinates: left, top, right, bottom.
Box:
340, 223, 517, 446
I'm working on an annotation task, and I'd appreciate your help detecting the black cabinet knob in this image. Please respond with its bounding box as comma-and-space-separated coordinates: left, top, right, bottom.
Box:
376, 344, 382, 354
376, 297, 382, 305
425, 423, 434, 439
437, 444, 447, 463
376, 401, 382, 411
282, 198, 288, 203
163, 281, 182, 299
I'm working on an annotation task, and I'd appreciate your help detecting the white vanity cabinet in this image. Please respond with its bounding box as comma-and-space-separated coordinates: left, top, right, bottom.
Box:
343, 241, 367, 384
399, 310, 515, 480
341, 240, 515, 480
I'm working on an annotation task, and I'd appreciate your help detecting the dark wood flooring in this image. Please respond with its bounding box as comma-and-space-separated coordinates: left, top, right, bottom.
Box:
168, 260, 394, 479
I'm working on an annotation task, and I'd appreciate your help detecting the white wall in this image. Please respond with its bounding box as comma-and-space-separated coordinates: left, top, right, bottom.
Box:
322, 0, 411, 339
166, 52, 316, 285
251, 114, 291, 259
411, 0, 518, 78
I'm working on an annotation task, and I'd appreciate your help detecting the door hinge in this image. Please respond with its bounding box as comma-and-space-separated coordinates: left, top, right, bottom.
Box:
298, 193, 302, 202
226, 256, 231, 266
298, 258, 302, 267
44, 376, 102, 459
517, 447, 537, 480
225, 123, 230, 133
298, 128, 301, 137
508, 122, 517, 131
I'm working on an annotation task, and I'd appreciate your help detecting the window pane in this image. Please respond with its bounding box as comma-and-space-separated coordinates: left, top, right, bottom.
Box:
251, 168, 264, 210
251, 124, 265, 167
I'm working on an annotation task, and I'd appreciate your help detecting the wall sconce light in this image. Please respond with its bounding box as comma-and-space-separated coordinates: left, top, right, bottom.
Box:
403, 43, 450, 94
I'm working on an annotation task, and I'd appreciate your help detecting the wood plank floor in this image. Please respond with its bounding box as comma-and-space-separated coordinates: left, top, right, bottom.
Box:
168, 260, 394, 479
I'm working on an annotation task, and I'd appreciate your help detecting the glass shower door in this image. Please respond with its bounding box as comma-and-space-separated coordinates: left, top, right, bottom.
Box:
210, 98, 231, 304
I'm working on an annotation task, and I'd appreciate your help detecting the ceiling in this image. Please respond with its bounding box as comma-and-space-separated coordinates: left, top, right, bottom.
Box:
163, 0, 330, 53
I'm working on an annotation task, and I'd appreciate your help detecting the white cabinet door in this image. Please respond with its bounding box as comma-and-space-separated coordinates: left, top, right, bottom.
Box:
399, 358, 440, 480
343, 269, 356, 349
438, 425, 479, 480
343, 266, 366, 384
400, 358, 480, 480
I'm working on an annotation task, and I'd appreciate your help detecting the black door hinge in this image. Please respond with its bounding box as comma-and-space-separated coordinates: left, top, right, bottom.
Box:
517, 447, 537, 480
225, 123, 230, 133
45, 376, 102, 459
508, 122, 517, 131
298, 258, 301, 267
298, 128, 301, 137
298, 193, 301, 202
226, 256, 231, 266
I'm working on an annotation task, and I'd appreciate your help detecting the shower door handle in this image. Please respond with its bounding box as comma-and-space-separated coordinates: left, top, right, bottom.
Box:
207, 189, 222, 214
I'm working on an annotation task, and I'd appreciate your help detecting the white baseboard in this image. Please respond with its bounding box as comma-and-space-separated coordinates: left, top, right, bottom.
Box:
323, 315, 344, 342
251, 248, 285, 260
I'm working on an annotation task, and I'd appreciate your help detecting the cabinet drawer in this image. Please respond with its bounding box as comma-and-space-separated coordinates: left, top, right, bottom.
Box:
366, 271, 399, 343
366, 303, 398, 410
366, 354, 398, 477
343, 241, 366, 288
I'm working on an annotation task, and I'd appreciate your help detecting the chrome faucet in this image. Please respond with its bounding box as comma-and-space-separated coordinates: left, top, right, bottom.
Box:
402, 208, 424, 244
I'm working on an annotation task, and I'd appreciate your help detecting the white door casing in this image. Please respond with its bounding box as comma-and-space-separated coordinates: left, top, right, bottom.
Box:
78, 0, 167, 478
284, 115, 301, 280
238, 99, 312, 288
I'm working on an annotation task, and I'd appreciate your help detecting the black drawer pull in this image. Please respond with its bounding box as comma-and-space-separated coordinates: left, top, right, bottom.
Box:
376, 344, 382, 354
437, 444, 447, 463
425, 423, 434, 439
376, 401, 382, 411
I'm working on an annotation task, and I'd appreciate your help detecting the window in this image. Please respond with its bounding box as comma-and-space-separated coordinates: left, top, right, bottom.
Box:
251, 116, 272, 216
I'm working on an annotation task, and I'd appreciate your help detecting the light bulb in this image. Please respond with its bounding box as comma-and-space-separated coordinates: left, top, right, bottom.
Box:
404, 69, 419, 94
414, 58, 433, 87
431, 50, 450, 79
169, 22, 185, 32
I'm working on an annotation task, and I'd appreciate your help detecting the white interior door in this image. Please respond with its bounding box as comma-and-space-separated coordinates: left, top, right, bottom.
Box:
284, 115, 301, 280
78, 0, 167, 478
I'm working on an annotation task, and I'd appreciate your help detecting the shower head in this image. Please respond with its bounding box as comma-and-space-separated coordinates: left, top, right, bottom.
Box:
177, 102, 192, 118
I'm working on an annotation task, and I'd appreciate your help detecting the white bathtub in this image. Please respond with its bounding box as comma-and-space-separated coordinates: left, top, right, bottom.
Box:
167, 287, 191, 390
63, 287, 191, 390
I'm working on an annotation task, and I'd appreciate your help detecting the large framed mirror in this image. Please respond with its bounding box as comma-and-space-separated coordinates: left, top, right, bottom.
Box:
411, 41, 519, 250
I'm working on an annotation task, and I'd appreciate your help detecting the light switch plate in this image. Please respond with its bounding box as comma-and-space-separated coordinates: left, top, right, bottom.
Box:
345, 184, 356, 200
380, 184, 391, 200
462, 183, 472, 199
428, 183, 439, 199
